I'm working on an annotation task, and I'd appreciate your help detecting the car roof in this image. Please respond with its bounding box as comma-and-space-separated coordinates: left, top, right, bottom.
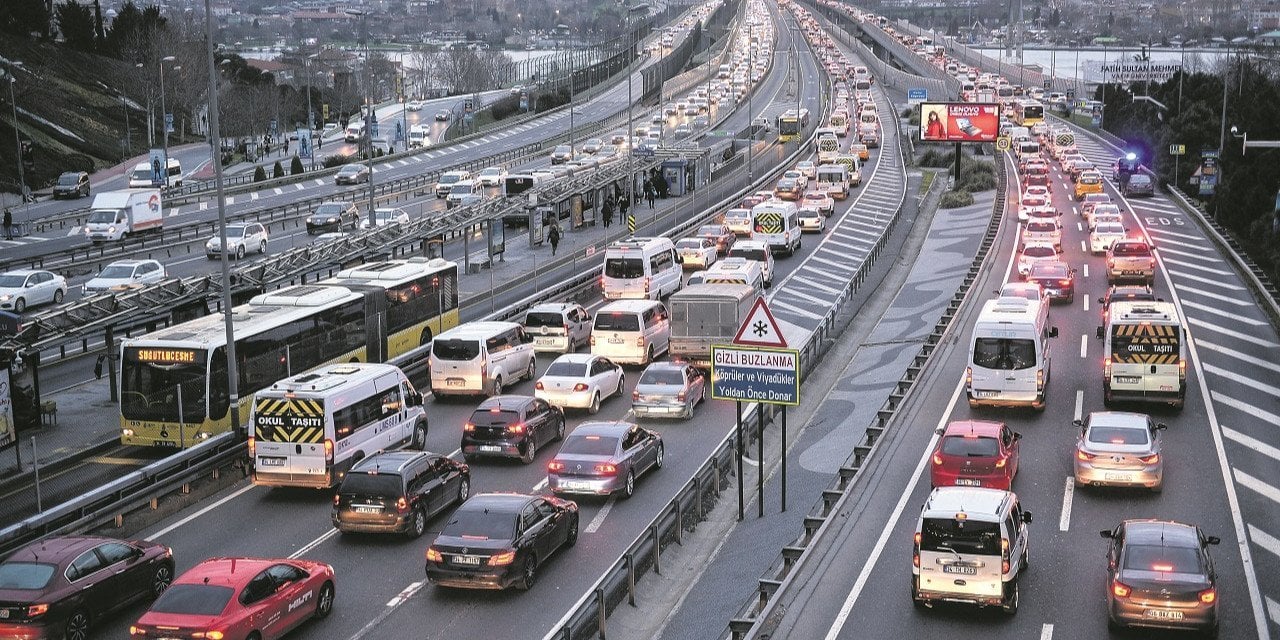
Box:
9, 535, 122, 563
1122, 520, 1202, 548
570, 421, 635, 438
350, 450, 428, 475
2, 269, 45, 277
643, 361, 688, 373
106, 259, 156, 267
458, 492, 535, 514
942, 420, 1005, 437
550, 353, 597, 365
1087, 411, 1148, 429
1028, 261, 1070, 276
173, 558, 279, 588
528, 302, 578, 313
923, 486, 1011, 520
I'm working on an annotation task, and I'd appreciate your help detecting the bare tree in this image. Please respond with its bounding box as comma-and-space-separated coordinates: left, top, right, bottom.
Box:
408, 48, 441, 98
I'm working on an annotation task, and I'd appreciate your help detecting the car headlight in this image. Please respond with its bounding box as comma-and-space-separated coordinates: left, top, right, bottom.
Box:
327, 217, 338, 223
0, 294, 10, 302
108, 226, 117, 233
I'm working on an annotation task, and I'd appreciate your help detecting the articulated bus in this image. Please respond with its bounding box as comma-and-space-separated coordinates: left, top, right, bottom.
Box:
120, 258, 459, 448
776, 108, 810, 142
1012, 99, 1045, 127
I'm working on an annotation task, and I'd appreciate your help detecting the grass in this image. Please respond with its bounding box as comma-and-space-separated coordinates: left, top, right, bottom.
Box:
919, 171, 935, 194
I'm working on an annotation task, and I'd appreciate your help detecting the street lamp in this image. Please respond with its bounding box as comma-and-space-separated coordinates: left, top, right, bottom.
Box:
3, 63, 27, 206
159, 55, 178, 186
304, 53, 318, 170
347, 8, 376, 228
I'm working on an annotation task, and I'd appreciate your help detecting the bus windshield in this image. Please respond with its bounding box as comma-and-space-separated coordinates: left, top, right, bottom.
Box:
120, 347, 208, 423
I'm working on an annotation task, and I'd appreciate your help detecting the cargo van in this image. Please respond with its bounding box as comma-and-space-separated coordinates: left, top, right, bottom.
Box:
1097, 301, 1186, 409
816, 164, 850, 200
686, 257, 765, 292
409, 124, 432, 148
345, 121, 366, 142
750, 201, 802, 256
967, 297, 1058, 410
668, 283, 757, 367
429, 321, 536, 397
816, 133, 840, 164
601, 237, 683, 300
128, 158, 183, 188
591, 299, 671, 365
84, 189, 164, 242
249, 363, 427, 489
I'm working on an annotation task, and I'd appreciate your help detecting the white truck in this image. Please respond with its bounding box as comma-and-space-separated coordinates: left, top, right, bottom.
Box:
668, 283, 757, 368
84, 189, 164, 242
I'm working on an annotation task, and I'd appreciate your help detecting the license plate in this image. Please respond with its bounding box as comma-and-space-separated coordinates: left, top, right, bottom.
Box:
452, 555, 482, 566
1115, 376, 1141, 384
975, 390, 999, 398
0, 609, 8, 619
943, 565, 977, 575
154, 440, 177, 447
1104, 473, 1132, 481
447, 378, 464, 387
1121, 270, 1143, 275
1144, 609, 1184, 620
535, 337, 557, 345
562, 481, 593, 491
479, 445, 502, 453
354, 506, 381, 514
608, 337, 625, 344
259, 457, 286, 467
954, 478, 982, 487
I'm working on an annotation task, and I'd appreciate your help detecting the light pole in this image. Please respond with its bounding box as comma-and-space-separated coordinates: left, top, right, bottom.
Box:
136, 62, 153, 147
1218, 44, 1231, 154
347, 8, 376, 228
626, 10, 635, 223
159, 55, 177, 186
305, 54, 317, 170
4, 64, 27, 206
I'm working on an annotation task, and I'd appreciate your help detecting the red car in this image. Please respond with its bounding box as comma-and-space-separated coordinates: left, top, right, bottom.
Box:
130, 557, 335, 640
930, 420, 1021, 490
697, 223, 736, 255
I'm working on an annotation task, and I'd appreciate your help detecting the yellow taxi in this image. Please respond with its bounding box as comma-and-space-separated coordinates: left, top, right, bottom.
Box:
1074, 170, 1104, 200
850, 143, 870, 161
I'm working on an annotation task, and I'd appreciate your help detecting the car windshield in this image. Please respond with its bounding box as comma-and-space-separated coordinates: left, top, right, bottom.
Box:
920, 518, 1001, 555
559, 434, 619, 456
698, 226, 723, 236
1023, 246, 1055, 258
972, 338, 1036, 370
0, 275, 27, 288
0, 562, 56, 589
594, 312, 640, 332
1088, 425, 1150, 445
442, 507, 518, 540
1130, 175, 1151, 185
639, 368, 685, 385
97, 265, 136, 279
940, 435, 1000, 457
226, 226, 249, 236
149, 584, 234, 616
1026, 222, 1056, 233
1112, 243, 1150, 256
676, 239, 705, 249
58, 174, 81, 185
604, 258, 645, 279
1031, 265, 1070, 279
470, 409, 521, 427
1123, 544, 1202, 573
314, 204, 345, 216
339, 472, 403, 497
339, 166, 361, 175
729, 248, 768, 262
1096, 223, 1125, 235
1022, 197, 1046, 207
524, 312, 566, 328
433, 339, 480, 361
545, 361, 588, 377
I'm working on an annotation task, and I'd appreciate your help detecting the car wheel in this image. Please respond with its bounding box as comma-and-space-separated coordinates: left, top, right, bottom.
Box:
1001, 581, 1019, 615
463, 453, 477, 463
13, 298, 25, 313
407, 505, 427, 538
521, 437, 537, 464
646, 345, 655, 364
555, 416, 566, 441
457, 477, 470, 503
1020, 545, 1029, 571
520, 554, 539, 591
566, 514, 579, 547
236, 244, 246, 260
616, 374, 625, 397
621, 470, 636, 499
588, 392, 601, 415
53, 289, 64, 304
683, 401, 694, 420
492, 375, 503, 396
316, 581, 335, 618
63, 609, 89, 640
654, 444, 664, 469
152, 562, 174, 598
419, 327, 433, 347
410, 420, 427, 450
526, 358, 536, 381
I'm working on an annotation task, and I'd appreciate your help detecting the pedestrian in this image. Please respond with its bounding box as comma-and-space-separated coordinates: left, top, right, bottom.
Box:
2, 207, 11, 240
646, 184, 656, 209
94, 354, 106, 380
284, 138, 290, 154
548, 224, 561, 256
602, 198, 614, 228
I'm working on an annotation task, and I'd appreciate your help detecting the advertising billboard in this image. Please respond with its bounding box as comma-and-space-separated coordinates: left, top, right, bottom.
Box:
920, 102, 1001, 143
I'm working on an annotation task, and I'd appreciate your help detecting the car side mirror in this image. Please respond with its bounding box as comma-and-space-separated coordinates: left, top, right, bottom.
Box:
1021, 511, 1033, 523
1097, 297, 1104, 304
407, 391, 423, 407
1206, 536, 1221, 546
1100, 529, 1114, 539
1096, 326, 1104, 339
1155, 423, 1167, 431
1048, 327, 1058, 338
1072, 419, 1084, 428
934, 427, 945, 436
1013, 432, 1022, 440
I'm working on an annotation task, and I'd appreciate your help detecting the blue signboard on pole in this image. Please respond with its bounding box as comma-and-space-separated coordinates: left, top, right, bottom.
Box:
164, 113, 174, 134
908, 88, 927, 104
148, 148, 166, 187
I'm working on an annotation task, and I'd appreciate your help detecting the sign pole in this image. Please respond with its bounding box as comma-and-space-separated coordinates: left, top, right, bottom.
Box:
736, 400, 744, 521
781, 408, 787, 512
757, 403, 764, 518
954, 142, 962, 181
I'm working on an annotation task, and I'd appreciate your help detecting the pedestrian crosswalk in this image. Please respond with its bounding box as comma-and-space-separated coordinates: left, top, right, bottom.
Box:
0, 234, 50, 249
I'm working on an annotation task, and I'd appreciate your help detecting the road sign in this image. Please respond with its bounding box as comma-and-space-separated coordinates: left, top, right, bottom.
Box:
395, 121, 404, 142
995, 136, 1011, 152
164, 113, 174, 134
464, 98, 475, 113
269, 118, 278, 135
296, 128, 312, 159
322, 103, 330, 121
1065, 88, 1076, 101
733, 297, 788, 348
1042, 79, 1051, 89
710, 345, 800, 405
908, 88, 927, 105
1169, 144, 1186, 156
627, 214, 636, 234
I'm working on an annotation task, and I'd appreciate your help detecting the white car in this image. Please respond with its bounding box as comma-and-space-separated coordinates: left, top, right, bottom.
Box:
1087, 204, 1123, 230
782, 169, 808, 190
84, 259, 166, 294
1017, 194, 1051, 222
797, 207, 825, 232
476, 167, 506, 187
998, 281, 1049, 308
206, 222, 268, 260
1090, 222, 1127, 254
360, 207, 410, 229
795, 160, 817, 178
0, 269, 67, 313
801, 190, 835, 216
675, 237, 718, 269
406, 100, 425, 111
727, 240, 775, 287
1017, 242, 1061, 277
534, 353, 625, 414
446, 180, 481, 206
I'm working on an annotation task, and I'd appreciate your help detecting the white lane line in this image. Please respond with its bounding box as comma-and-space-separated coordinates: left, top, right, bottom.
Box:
1079, 240, 1086, 253
824, 378, 963, 640
532, 477, 549, 491
1176, 283, 1255, 306
1076, 222, 1083, 232
226, 196, 235, 205
1268, 596, 1280, 628
1079, 334, 1087, 358
584, 496, 616, 534
1237, 468, 1280, 506
1082, 264, 1089, 278
1214, 392, 1280, 427
1162, 257, 1234, 276
295, 183, 305, 190
1183, 300, 1268, 325
274, 187, 283, 195
1059, 477, 1075, 532
1157, 235, 1215, 250
250, 192, 258, 201
1248, 523, 1280, 560
146, 484, 258, 540
772, 299, 823, 320
1073, 389, 1084, 422
1168, 269, 1246, 289
1221, 426, 1280, 463
1157, 245, 1219, 262
290, 527, 339, 559
1203, 363, 1280, 399
1146, 227, 1200, 241
1082, 296, 1089, 312
386, 581, 425, 607
1041, 623, 1054, 640
1197, 340, 1280, 373
314, 178, 325, 186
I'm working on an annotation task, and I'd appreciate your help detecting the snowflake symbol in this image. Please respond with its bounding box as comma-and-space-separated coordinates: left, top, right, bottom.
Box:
752, 321, 769, 337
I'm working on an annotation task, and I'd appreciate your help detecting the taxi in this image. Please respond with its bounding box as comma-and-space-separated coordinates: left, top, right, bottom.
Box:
1074, 170, 1104, 200
849, 143, 870, 161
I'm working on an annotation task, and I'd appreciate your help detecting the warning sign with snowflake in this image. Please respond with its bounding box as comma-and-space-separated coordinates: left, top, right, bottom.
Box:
711, 297, 800, 405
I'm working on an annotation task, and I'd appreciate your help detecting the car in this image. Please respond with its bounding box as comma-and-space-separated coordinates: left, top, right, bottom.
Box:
1026, 261, 1075, 303
407, 100, 425, 111
1101, 520, 1220, 635
998, 281, 1049, 308
522, 302, 592, 353
435, 109, 451, 121
1089, 221, 1127, 254
550, 145, 574, 164
1073, 411, 1165, 491
535, 353, 625, 414
1068, 159, 1096, 180
795, 160, 817, 178
610, 133, 628, 146
322, 123, 340, 136
676, 237, 718, 269
0, 269, 68, 312
84, 259, 166, 293
797, 207, 826, 232
1017, 194, 1051, 222
467, 166, 504, 188
424, 493, 578, 590
801, 190, 835, 216
129, 557, 335, 639
723, 208, 753, 236
445, 180, 481, 207
929, 420, 1021, 490
359, 206, 411, 229
547, 421, 663, 498
461, 395, 566, 464
1099, 284, 1159, 322
581, 138, 604, 154
650, 112, 667, 125
1074, 170, 1105, 200
335, 163, 371, 185
52, 171, 90, 199
1022, 185, 1050, 200
631, 361, 706, 419
1123, 173, 1155, 197
332, 450, 471, 537
697, 223, 736, 254
727, 240, 775, 287
1079, 192, 1113, 218
1107, 240, 1156, 284
782, 169, 808, 190
306, 201, 359, 234
206, 221, 269, 259
850, 143, 870, 160
0, 535, 174, 640
1016, 242, 1060, 277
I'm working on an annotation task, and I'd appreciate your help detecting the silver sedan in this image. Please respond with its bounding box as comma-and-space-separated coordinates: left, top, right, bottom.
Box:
547, 421, 663, 499
1073, 411, 1166, 492
631, 362, 706, 419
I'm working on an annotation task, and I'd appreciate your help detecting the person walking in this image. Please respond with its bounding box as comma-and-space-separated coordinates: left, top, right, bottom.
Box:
646, 184, 656, 209
548, 224, 561, 256
2, 207, 12, 240
602, 198, 614, 228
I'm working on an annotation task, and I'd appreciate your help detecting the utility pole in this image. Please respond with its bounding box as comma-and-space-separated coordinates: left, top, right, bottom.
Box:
305, 54, 316, 170
159, 55, 177, 186
348, 9, 376, 228
4, 66, 27, 206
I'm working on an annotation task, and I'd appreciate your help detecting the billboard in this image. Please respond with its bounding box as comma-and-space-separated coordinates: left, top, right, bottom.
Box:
920, 102, 1000, 143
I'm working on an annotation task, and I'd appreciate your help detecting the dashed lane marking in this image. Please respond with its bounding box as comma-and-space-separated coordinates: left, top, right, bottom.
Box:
1059, 477, 1074, 532
1168, 269, 1246, 289
1221, 426, 1280, 463
1197, 340, 1280, 373
584, 496, 616, 534
147, 484, 258, 540
1192, 319, 1280, 347
290, 528, 339, 559
1249, 523, 1280, 560
1162, 257, 1234, 277
772, 299, 823, 320
385, 581, 425, 608
1182, 300, 1267, 325
1268, 596, 1280, 627
1176, 284, 1255, 307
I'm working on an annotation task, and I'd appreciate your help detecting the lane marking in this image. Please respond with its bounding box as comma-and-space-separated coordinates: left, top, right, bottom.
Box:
1221, 426, 1280, 463
83, 456, 147, 466
1203, 363, 1280, 399
584, 496, 616, 534
1248, 523, 1280, 560
1041, 623, 1054, 640
385, 581, 425, 607
1082, 264, 1089, 278
1082, 296, 1089, 312
532, 477, 549, 491
290, 527, 339, 559
1268, 596, 1280, 628
1079, 240, 1086, 253
1073, 389, 1084, 422
1079, 334, 1087, 358
147, 483, 258, 540
1168, 269, 1246, 289
1197, 340, 1280, 373
1176, 283, 1255, 306
1059, 477, 1074, 532
1212, 391, 1280, 427
1182, 300, 1267, 325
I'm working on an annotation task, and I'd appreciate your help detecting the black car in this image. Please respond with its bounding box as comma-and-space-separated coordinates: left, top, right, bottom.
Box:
0, 536, 174, 640
1026, 261, 1075, 303
1123, 173, 1155, 197
52, 171, 90, 199
425, 493, 579, 590
1102, 520, 1220, 636
333, 451, 470, 538
462, 395, 565, 464
305, 201, 360, 234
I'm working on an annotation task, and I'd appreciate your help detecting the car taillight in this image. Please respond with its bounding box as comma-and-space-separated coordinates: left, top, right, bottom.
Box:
1112, 580, 1131, 598
324, 439, 334, 460
595, 463, 618, 475
1104, 357, 1112, 377
636, 336, 646, 347
426, 547, 443, 562
1139, 453, 1160, 465
677, 390, 687, 401
489, 550, 517, 566
1077, 450, 1096, 461
932, 454, 943, 465
1199, 587, 1217, 604
1036, 369, 1044, 391
964, 367, 972, 388
632, 390, 640, 401
1059, 279, 1071, 286
590, 336, 597, 346
1179, 359, 1186, 380
644, 277, 651, 293
535, 381, 544, 390
573, 383, 589, 392
1001, 538, 1010, 574
26, 603, 47, 618
994, 456, 1007, 469
506, 423, 526, 434
547, 461, 566, 472
333, 494, 341, 507
247, 437, 255, 457
913, 532, 921, 567
563, 324, 570, 334
396, 497, 410, 513
463, 422, 475, 432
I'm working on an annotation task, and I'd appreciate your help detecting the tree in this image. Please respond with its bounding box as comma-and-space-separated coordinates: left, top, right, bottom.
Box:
272, 160, 284, 179
1, 0, 51, 38
253, 165, 266, 182
56, 1, 96, 53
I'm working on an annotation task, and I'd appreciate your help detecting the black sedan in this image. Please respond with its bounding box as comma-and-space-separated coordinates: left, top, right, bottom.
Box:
52, 171, 90, 199
1102, 520, 1220, 636
1026, 260, 1075, 304
462, 395, 566, 464
0, 536, 174, 640
425, 493, 579, 590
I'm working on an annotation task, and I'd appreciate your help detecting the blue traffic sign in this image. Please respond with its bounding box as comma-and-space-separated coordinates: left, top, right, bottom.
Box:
710, 345, 800, 406
908, 88, 927, 104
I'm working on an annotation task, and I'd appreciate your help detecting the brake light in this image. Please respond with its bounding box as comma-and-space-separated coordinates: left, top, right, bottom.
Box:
1139, 453, 1160, 465
463, 422, 475, 432
563, 324, 570, 334
932, 454, 943, 465
644, 277, 651, 293
1104, 357, 1112, 378
677, 390, 687, 401
333, 494, 341, 507
396, 497, 410, 513
590, 335, 597, 346
1179, 359, 1186, 380
535, 381, 544, 390
506, 423, 526, 434
595, 463, 618, 475
489, 550, 517, 566
964, 367, 972, 388
247, 437, 255, 457
573, 383, 589, 392
1199, 587, 1217, 604
994, 456, 1007, 469
547, 461, 566, 472
324, 439, 334, 460
426, 547, 443, 562
632, 390, 640, 401
1112, 580, 1131, 598
27, 604, 48, 617
636, 336, 646, 347
1001, 538, 1010, 574
1077, 450, 1096, 461
1059, 279, 1071, 286
1036, 369, 1044, 391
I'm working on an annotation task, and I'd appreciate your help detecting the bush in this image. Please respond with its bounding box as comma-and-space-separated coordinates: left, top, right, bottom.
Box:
290, 155, 305, 175
919, 149, 955, 168
940, 190, 974, 208
322, 154, 352, 169
959, 159, 996, 192
488, 95, 523, 121
253, 165, 267, 182
272, 161, 285, 179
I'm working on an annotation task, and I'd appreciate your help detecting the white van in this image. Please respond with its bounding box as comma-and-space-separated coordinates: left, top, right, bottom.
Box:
967, 297, 1058, 410
750, 201, 803, 256
128, 158, 183, 188
816, 133, 840, 164
1098, 301, 1186, 409
429, 321, 537, 397
409, 124, 432, 148
591, 299, 671, 365
912, 486, 1032, 614
345, 121, 366, 142
686, 257, 765, 293
726, 240, 775, 287
815, 164, 850, 200
601, 237, 683, 300
249, 363, 427, 489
